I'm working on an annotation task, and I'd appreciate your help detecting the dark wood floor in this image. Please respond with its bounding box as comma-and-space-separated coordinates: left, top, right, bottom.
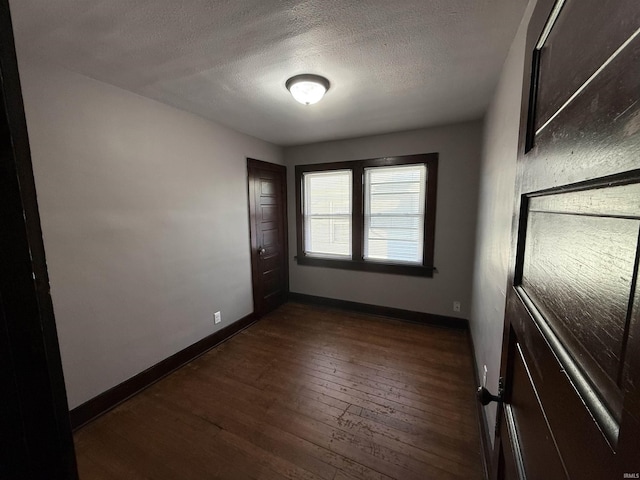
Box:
74, 302, 484, 479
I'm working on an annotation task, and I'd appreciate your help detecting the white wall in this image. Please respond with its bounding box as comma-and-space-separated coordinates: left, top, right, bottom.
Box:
18, 60, 283, 408
470, 0, 536, 444
285, 122, 482, 319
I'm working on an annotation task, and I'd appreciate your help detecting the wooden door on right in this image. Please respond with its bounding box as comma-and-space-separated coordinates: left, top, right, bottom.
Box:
496, 0, 640, 478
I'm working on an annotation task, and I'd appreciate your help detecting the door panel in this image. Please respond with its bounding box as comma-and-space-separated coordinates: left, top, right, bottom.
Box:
496, 1, 640, 478
526, 24, 640, 190
521, 187, 640, 418
535, 0, 639, 131
505, 290, 615, 478
508, 338, 566, 480
248, 159, 288, 316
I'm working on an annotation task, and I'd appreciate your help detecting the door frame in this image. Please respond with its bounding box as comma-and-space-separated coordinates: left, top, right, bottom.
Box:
247, 158, 289, 317
0, 0, 78, 477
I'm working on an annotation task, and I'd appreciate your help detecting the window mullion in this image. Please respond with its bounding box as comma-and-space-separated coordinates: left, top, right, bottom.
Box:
352, 164, 364, 261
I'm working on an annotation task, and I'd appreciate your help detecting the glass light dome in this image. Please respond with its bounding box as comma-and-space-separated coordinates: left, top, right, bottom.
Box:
286, 74, 330, 105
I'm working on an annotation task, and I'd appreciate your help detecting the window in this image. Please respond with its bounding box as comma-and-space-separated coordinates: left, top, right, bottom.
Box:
303, 170, 352, 258
364, 164, 426, 264
295, 153, 438, 277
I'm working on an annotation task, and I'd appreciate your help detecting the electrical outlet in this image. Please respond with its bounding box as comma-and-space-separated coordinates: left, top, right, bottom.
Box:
453, 301, 461, 312
214, 311, 221, 324
483, 365, 488, 387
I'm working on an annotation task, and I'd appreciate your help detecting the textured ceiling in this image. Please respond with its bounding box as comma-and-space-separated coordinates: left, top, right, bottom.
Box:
10, 0, 528, 146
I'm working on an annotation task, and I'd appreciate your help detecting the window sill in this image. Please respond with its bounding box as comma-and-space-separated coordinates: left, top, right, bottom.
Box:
296, 255, 435, 277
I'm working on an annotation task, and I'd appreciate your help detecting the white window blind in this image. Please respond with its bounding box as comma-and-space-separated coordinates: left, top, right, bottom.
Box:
303, 170, 352, 258
364, 164, 426, 264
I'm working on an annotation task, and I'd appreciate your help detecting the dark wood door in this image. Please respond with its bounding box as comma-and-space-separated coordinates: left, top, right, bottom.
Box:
0, 1, 78, 477
495, 1, 640, 478
248, 158, 288, 316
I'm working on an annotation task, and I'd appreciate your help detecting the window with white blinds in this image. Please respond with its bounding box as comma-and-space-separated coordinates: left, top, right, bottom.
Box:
303, 170, 352, 258
295, 153, 437, 277
364, 164, 426, 264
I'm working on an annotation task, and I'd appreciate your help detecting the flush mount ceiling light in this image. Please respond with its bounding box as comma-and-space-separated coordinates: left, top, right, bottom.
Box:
286, 74, 330, 105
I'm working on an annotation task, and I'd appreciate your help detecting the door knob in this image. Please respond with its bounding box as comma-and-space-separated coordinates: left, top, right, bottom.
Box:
477, 378, 504, 406
258, 247, 266, 255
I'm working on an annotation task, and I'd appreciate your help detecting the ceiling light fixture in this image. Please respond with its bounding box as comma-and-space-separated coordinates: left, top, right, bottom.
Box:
286, 74, 330, 105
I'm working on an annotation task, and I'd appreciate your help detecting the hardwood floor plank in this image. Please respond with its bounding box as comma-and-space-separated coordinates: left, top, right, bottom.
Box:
187, 355, 473, 446
243, 325, 473, 379
157, 349, 478, 478
272, 307, 470, 358
239, 327, 473, 392
74, 454, 117, 480
154, 372, 400, 480
74, 302, 484, 480
257, 366, 477, 429
217, 335, 474, 407
198, 339, 474, 430
201, 367, 476, 472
